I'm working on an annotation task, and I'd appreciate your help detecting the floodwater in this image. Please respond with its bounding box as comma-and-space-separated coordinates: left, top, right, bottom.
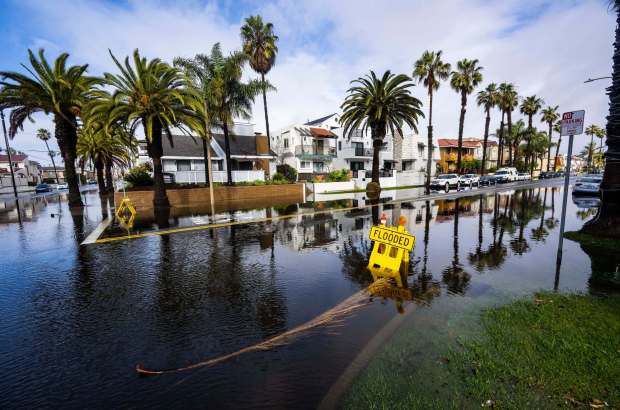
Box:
0, 182, 611, 409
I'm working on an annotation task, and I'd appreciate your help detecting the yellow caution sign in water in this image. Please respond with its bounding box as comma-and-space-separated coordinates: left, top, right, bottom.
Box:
115, 197, 136, 229
367, 214, 415, 277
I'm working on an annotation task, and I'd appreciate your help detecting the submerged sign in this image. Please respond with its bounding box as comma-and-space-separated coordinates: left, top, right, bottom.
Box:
560, 110, 585, 136
369, 225, 415, 251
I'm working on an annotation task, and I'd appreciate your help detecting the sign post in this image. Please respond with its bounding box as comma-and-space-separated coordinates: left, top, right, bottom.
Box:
555, 110, 584, 281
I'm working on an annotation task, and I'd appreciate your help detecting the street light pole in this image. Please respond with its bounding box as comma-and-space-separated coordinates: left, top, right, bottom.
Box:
584, 76, 612, 83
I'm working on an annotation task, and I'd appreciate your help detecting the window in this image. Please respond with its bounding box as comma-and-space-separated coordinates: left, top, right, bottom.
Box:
301, 161, 310, 168
338, 141, 342, 151
284, 139, 289, 148
176, 160, 191, 171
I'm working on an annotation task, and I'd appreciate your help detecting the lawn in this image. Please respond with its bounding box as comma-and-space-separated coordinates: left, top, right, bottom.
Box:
342, 292, 620, 409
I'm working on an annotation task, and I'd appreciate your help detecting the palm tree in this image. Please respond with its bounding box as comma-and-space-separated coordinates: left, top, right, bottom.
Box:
36, 128, 59, 184
340, 70, 424, 187
476, 83, 498, 175
497, 83, 518, 167
94, 49, 188, 208
520, 95, 544, 168
173, 54, 220, 217
582, 2, 620, 236
585, 124, 601, 172
499, 119, 526, 168
241, 15, 278, 155
413, 50, 451, 192
0, 49, 99, 207
596, 126, 607, 153
77, 124, 133, 195
450, 59, 483, 173
553, 120, 562, 171
540, 105, 560, 171
581, 141, 598, 172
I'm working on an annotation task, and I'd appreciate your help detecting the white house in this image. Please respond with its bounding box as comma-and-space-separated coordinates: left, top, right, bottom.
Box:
136, 122, 276, 183
0, 154, 42, 185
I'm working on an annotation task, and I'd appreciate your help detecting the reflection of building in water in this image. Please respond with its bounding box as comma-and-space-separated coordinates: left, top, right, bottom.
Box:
0, 196, 51, 223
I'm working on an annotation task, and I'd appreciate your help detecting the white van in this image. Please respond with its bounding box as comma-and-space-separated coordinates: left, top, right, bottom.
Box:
494, 167, 518, 183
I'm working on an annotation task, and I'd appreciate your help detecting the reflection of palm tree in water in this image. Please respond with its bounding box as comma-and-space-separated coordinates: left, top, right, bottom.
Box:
545, 187, 559, 230
476, 193, 508, 270
442, 198, 471, 294
468, 196, 486, 271
531, 187, 549, 242
510, 191, 531, 255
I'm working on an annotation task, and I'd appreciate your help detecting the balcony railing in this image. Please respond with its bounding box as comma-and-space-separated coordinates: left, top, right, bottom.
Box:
295, 145, 336, 160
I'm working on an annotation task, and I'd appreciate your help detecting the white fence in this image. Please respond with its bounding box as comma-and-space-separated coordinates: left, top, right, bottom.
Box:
311, 181, 355, 194
169, 170, 265, 184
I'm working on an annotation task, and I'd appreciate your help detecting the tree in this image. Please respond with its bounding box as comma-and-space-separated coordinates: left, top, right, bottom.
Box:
0, 49, 99, 207
580, 141, 598, 171
519, 95, 544, 168
476, 83, 498, 175
521, 129, 549, 175
413, 50, 451, 192
77, 123, 133, 195
553, 120, 562, 170
499, 119, 527, 170
36, 128, 59, 184
497, 83, 518, 167
450, 59, 483, 173
340, 70, 424, 187
596, 126, 607, 153
540, 105, 560, 171
94, 49, 189, 208
585, 124, 602, 172
241, 15, 278, 157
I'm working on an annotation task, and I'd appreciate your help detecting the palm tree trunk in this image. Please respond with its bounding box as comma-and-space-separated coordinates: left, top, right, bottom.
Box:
554, 135, 562, 171
587, 134, 594, 171
95, 158, 106, 196
43, 139, 60, 184
104, 159, 113, 193
546, 122, 553, 171
482, 108, 490, 175
206, 136, 215, 218
456, 91, 467, 173
371, 138, 382, 184
508, 141, 513, 166
507, 109, 513, 166
261, 73, 271, 170
525, 115, 533, 168
54, 113, 83, 208
223, 121, 233, 185
425, 89, 434, 194
145, 119, 170, 209
497, 111, 505, 168
202, 137, 210, 186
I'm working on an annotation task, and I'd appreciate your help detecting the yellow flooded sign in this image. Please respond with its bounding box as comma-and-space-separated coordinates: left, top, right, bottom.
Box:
369, 225, 415, 251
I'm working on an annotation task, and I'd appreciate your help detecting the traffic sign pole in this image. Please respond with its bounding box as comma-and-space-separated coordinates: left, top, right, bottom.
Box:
555, 134, 574, 272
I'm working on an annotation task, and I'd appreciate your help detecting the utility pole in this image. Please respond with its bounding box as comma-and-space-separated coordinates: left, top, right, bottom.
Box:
1, 110, 19, 200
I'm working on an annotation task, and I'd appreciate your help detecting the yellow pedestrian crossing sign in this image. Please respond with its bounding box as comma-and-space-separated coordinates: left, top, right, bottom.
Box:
115, 197, 136, 229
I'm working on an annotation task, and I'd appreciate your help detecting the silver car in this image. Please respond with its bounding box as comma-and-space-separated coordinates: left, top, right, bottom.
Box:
573, 176, 601, 195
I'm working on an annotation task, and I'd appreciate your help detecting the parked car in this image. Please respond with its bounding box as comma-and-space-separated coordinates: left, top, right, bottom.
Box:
479, 175, 498, 186
573, 176, 602, 195
35, 183, 52, 193
539, 171, 553, 179
517, 172, 531, 181
56, 183, 68, 190
493, 167, 518, 183
430, 174, 460, 191
459, 173, 480, 187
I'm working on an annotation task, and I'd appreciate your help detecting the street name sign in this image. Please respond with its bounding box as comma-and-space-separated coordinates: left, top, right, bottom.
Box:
560, 110, 585, 136
369, 225, 415, 251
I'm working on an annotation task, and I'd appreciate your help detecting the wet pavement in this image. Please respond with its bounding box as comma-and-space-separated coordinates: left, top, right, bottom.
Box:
0, 180, 612, 409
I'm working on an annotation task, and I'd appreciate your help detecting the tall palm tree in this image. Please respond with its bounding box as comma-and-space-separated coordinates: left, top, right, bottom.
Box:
413, 50, 451, 192
519, 95, 544, 168
500, 119, 527, 166
340, 70, 424, 187
94, 49, 188, 208
241, 15, 278, 155
476, 83, 498, 175
583, 2, 620, 236
540, 105, 560, 171
596, 126, 607, 153
0, 49, 99, 207
497, 83, 518, 167
450, 59, 483, 173
553, 120, 562, 171
36, 128, 59, 184
585, 124, 601, 172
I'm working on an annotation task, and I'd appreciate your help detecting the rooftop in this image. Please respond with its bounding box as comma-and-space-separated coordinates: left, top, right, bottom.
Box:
304, 113, 337, 126
0, 154, 28, 162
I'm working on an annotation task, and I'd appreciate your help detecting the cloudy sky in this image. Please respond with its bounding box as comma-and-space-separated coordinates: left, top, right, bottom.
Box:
0, 0, 614, 165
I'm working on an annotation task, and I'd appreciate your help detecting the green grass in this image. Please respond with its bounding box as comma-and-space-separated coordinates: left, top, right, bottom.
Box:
342, 292, 620, 409
564, 230, 620, 250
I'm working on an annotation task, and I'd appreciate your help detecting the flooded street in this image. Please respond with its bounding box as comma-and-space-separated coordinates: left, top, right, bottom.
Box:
0, 181, 609, 409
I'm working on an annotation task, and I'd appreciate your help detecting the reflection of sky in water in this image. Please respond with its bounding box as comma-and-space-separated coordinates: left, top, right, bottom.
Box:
0, 184, 607, 408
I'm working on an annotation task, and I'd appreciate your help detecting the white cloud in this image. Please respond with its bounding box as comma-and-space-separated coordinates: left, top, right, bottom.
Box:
5, 0, 616, 159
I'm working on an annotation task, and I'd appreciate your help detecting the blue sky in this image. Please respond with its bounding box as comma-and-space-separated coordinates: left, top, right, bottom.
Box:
0, 0, 614, 165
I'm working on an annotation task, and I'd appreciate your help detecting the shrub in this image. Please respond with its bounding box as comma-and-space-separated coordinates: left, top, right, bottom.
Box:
313, 174, 326, 182
124, 163, 154, 187
326, 168, 352, 182
276, 164, 297, 183
272, 172, 287, 182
